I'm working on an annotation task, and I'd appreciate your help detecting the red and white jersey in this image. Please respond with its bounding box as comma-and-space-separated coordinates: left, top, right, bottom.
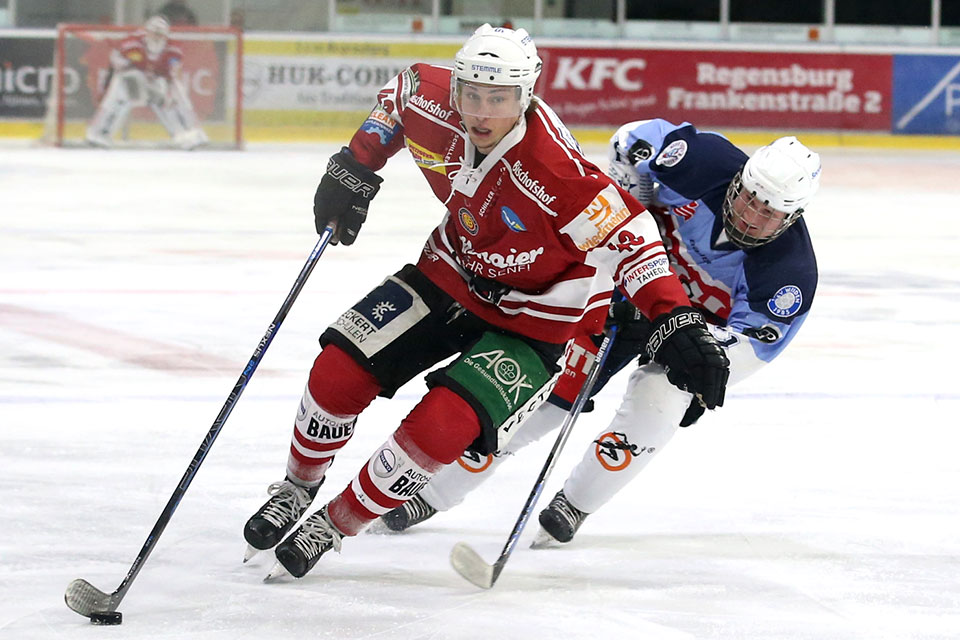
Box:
348, 64, 688, 345
112, 32, 183, 79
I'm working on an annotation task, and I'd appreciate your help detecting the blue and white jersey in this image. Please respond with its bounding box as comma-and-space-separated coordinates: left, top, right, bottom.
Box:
608, 119, 818, 376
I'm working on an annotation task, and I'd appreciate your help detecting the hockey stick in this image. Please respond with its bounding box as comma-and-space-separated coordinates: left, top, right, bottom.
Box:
450, 325, 618, 589
65, 227, 335, 621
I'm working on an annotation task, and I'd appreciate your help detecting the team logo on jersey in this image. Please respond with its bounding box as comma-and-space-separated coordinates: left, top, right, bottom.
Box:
656, 139, 688, 167
459, 208, 479, 235
767, 285, 803, 317
500, 206, 526, 232
605, 229, 645, 252
373, 447, 398, 478
407, 138, 448, 175
594, 432, 653, 472
457, 451, 494, 474
673, 201, 699, 220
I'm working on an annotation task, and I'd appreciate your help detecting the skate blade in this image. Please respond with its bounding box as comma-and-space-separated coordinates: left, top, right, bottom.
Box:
530, 527, 563, 549
263, 561, 291, 582
363, 519, 394, 535
243, 544, 262, 563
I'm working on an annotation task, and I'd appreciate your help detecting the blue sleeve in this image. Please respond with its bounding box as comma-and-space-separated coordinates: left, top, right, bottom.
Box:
649, 125, 749, 203
727, 220, 818, 361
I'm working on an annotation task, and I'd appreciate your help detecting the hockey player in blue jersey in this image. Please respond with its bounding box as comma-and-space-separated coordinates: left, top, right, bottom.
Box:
377, 118, 821, 545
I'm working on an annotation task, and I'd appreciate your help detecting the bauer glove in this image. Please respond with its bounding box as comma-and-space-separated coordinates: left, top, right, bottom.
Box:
645, 306, 730, 411
313, 147, 383, 245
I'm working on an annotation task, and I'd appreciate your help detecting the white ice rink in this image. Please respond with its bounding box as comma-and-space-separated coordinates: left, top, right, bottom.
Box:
1, 141, 958, 639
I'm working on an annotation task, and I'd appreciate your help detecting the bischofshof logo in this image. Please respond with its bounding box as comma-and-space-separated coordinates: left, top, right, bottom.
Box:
409, 93, 454, 120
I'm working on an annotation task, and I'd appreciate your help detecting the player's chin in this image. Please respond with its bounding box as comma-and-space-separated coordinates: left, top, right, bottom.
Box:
468, 128, 497, 151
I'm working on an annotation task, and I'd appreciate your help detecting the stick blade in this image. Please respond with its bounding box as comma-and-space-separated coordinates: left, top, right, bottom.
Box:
65, 579, 116, 618
449, 542, 496, 589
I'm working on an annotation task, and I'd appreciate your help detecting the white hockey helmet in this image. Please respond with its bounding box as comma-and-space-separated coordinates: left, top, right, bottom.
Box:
143, 15, 170, 55
722, 136, 821, 248
452, 23, 542, 117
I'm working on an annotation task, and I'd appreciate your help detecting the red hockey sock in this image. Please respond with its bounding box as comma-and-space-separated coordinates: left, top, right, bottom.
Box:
327, 386, 481, 535
285, 345, 381, 486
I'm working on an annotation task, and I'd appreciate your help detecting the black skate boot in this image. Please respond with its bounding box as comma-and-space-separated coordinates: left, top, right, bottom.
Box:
535, 490, 588, 545
380, 494, 438, 532
243, 478, 320, 558
268, 507, 343, 579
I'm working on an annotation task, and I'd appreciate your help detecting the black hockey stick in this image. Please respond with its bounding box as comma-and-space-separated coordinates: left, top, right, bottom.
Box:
450, 325, 618, 589
65, 227, 335, 622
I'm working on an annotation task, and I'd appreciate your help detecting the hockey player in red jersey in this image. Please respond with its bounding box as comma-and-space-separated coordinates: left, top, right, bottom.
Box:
85, 15, 208, 150
242, 24, 730, 580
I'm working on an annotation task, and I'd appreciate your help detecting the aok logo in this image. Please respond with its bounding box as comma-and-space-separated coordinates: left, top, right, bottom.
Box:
549, 57, 647, 91
469, 348, 534, 404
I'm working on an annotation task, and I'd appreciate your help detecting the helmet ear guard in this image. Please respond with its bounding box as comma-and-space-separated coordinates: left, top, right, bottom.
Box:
722, 137, 821, 248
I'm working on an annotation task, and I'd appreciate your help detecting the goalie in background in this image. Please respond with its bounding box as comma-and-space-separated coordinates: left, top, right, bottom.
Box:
85, 16, 209, 150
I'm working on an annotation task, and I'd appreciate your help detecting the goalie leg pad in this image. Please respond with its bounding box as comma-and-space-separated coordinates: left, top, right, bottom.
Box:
86, 71, 141, 142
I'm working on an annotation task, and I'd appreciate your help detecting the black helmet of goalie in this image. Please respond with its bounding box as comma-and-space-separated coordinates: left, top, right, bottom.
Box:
722, 136, 821, 248
451, 23, 543, 120
143, 15, 171, 56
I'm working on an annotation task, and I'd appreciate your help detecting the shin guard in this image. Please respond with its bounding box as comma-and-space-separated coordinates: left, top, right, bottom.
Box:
286, 385, 357, 486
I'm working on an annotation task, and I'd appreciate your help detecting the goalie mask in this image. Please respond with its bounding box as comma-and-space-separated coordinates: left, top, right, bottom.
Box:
143, 15, 170, 56
722, 136, 821, 248
452, 23, 542, 120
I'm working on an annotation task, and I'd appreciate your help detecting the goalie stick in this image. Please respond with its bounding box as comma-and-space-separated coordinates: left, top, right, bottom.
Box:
65, 227, 335, 621
450, 325, 618, 589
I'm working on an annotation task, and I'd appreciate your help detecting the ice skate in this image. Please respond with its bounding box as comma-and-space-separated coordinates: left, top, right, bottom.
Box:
174, 128, 209, 150
243, 479, 320, 561
531, 490, 588, 548
378, 494, 438, 532
265, 507, 343, 580
84, 130, 112, 148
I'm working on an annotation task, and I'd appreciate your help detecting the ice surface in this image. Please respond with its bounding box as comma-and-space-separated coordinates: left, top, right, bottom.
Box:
1, 142, 958, 639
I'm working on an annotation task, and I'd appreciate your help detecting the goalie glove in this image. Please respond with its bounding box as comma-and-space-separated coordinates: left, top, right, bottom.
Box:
313, 147, 383, 246
645, 307, 730, 410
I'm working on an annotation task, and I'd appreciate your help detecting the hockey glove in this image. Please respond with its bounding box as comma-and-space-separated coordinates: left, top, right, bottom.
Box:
313, 147, 383, 245
607, 298, 653, 351
645, 306, 730, 410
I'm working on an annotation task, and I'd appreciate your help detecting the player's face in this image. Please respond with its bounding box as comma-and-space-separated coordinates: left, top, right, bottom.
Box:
455, 81, 523, 154
145, 32, 167, 55
728, 187, 788, 242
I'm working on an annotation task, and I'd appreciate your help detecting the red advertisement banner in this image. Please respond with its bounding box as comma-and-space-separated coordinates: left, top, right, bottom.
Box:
537, 47, 892, 131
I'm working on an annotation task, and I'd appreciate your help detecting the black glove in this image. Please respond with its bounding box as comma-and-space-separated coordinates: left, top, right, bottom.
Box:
607, 299, 653, 346
313, 147, 383, 245
645, 306, 730, 410
679, 397, 706, 427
